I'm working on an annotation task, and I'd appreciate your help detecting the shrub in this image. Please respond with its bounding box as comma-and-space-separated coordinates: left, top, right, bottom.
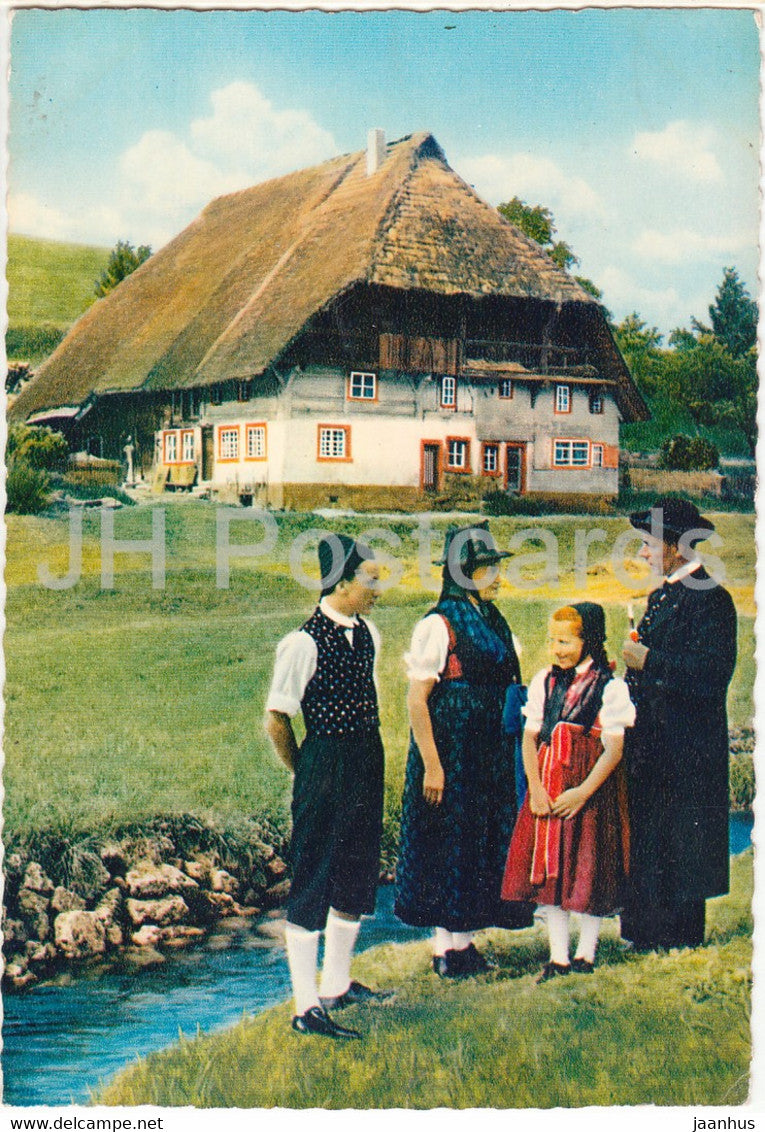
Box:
659, 434, 719, 471
730, 753, 755, 811
7, 423, 69, 471
6, 457, 50, 514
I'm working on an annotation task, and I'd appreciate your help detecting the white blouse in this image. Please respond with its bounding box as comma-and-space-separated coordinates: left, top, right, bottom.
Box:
404, 611, 522, 683
266, 597, 381, 718
523, 659, 636, 737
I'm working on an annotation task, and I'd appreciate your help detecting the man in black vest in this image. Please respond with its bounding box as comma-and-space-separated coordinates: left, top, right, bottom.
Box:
621, 498, 737, 951
265, 535, 389, 1039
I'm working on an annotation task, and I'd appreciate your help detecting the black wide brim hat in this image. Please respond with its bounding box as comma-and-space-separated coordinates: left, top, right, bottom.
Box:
629, 496, 715, 544
435, 521, 511, 572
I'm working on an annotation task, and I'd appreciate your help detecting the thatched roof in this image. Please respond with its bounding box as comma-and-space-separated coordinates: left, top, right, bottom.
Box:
12, 131, 646, 421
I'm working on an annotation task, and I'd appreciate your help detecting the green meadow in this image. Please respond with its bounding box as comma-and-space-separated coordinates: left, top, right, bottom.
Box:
4, 501, 755, 843
98, 850, 752, 1108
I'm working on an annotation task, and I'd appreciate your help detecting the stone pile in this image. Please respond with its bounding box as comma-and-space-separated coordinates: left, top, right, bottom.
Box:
3, 833, 291, 990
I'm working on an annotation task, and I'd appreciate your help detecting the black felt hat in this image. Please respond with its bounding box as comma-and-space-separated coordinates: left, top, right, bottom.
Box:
435, 521, 511, 576
318, 534, 373, 596
629, 496, 715, 546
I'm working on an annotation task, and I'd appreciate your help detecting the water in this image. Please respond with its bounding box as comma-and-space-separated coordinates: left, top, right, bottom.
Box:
2, 886, 428, 1107
4, 818, 753, 1107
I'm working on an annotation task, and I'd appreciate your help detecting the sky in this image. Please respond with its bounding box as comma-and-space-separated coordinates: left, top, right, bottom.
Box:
6, 6, 760, 338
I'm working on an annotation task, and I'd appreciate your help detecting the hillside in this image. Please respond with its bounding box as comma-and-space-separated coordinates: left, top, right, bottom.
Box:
6, 233, 110, 362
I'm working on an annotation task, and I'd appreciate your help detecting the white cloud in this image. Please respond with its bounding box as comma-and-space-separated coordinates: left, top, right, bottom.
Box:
119, 130, 245, 217
459, 151, 604, 220
631, 120, 723, 183
632, 226, 753, 265
190, 81, 336, 180
8, 191, 123, 246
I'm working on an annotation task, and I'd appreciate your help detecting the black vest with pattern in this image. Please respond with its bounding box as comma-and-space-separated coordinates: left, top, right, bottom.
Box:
300, 607, 379, 737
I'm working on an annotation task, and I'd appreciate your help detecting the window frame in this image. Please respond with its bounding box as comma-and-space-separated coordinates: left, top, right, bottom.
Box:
347, 371, 378, 402
163, 429, 179, 465
589, 390, 604, 415
481, 441, 501, 477
440, 375, 457, 410
552, 437, 591, 469
180, 428, 195, 464
317, 423, 352, 463
554, 383, 572, 415
498, 378, 514, 400
244, 422, 268, 461
217, 424, 240, 463
445, 435, 471, 473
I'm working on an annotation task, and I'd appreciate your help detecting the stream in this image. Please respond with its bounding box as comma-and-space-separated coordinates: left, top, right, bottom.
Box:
3, 814, 754, 1107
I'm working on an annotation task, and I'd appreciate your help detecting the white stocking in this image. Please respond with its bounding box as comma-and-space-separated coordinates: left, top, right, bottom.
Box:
574, 914, 601, 963
319, 910, 361, 998
433, 927, 454, 956
285, 922, 321, 1016
452, 931, 475, 952
540, 904, 570, 966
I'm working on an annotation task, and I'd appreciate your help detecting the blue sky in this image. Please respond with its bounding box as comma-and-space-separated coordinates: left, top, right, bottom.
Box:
8, 6, 760, 336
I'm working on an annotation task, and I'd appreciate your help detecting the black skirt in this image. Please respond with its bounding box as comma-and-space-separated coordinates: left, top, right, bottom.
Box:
287, 728, 384, 931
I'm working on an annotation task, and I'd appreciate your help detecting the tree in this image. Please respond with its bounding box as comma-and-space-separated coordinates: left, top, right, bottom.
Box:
497, 196, 578, 272
707, 267, 757, 358
95, 240, 152, 297
612, 313, 664, 394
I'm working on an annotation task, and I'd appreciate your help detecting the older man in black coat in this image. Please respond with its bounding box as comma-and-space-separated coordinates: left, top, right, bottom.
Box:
621, 498, 737, 951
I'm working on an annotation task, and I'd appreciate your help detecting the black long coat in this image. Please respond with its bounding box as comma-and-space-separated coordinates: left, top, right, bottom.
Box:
625, 567, 737, 907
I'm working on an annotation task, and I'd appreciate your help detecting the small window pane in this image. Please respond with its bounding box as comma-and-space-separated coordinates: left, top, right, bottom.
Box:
220, 428, 239, 460
483, 445, 498, 473
247, 425, 266, 458
320, 427, 347, 459
441, 377, 456, 407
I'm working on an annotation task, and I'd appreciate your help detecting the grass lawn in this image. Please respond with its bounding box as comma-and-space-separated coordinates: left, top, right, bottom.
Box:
96, 850, 752, 1108
4, 502, 755, 842
6, 234, 109, 332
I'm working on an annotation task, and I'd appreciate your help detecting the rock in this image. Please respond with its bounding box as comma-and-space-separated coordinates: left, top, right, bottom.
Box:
264, 879, 291, 905
122, 945, 165, 968
126, 896, 189, 928
18, 888, 50, 919
266, 856, 288, 880
100, 844, 128, 877
51, 886, 86, 914
105, 923, 124, 948
95, 887, 123, 926
257, 918, 286, 942
206, 891, 237, 917
210, 868, 239, 896
183, 859, 210, 884
125, 861, 199, 899
5, 956, 28, 978
23, 863, 54, 895
54, 910, 107, 960
159, 926, 205, 948
25, 941, 57, 965
3, 919, 28, 950
6, 853, 27, 879
29, 913, 52, 943
241, 888, 261, 907
182, 887, 221, 927
131, 925, 162, 947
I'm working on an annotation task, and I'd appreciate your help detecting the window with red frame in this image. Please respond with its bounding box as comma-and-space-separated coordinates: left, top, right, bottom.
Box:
446, 437, 470, 470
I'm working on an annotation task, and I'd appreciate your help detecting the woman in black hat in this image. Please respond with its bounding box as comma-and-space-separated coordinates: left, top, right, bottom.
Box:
394, 523, 533, 976
621, 497, 737, 950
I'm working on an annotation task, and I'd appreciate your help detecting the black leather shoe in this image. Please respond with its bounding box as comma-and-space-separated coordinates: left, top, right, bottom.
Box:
452, 943, 493, 975
571, 958, 595, 974
536, 961, 572, 983
291, 1005, 361, 1039
433, 954, 455, 977
320, 981, 393, 1010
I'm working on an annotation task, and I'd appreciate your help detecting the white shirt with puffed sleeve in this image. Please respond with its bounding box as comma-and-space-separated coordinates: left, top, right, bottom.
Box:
265, 597, 381, 718
404, 611, 522, 683
523, 658, 636, 737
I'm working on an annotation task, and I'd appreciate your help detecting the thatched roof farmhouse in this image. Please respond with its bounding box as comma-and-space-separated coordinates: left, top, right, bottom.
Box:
12, 130, 648, 508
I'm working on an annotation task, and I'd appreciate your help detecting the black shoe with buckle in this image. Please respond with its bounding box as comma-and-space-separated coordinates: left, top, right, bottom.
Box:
571, 958, 595, 974
536, 961, 572, 984
291, 1005, 361, 1040
319, 980, 393, 1010
452, 942, 493, 975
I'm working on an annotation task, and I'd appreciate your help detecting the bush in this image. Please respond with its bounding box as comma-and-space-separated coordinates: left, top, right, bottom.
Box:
730, 753, 755, 811
6, 457, 50, 514
482, 491, 560, 517
7, 423, 69, 471
659, 434, 720, 471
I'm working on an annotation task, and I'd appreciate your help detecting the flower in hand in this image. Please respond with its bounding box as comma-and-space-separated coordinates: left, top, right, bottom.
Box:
551, 787, 588, 819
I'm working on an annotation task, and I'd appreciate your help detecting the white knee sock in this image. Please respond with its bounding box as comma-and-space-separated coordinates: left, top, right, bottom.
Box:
319, 910, 361, 998
285, 922, 321, 1016
574, 914, 601, 963
540, 904, 570, 966
433, 927, 454, 956
452, 931, 475, 952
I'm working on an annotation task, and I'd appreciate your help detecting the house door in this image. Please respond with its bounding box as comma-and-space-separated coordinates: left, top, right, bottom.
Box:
201, 426, 214, 480
421, 442, 441, 493
505, 443, 526, 493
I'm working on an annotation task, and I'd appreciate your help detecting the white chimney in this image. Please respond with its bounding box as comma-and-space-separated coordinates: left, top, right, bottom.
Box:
366, 128, 386, 176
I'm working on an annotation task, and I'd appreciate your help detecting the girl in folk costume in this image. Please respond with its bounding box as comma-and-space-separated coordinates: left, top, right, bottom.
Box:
501, 603, 635, 979
395, 524, 533, 979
